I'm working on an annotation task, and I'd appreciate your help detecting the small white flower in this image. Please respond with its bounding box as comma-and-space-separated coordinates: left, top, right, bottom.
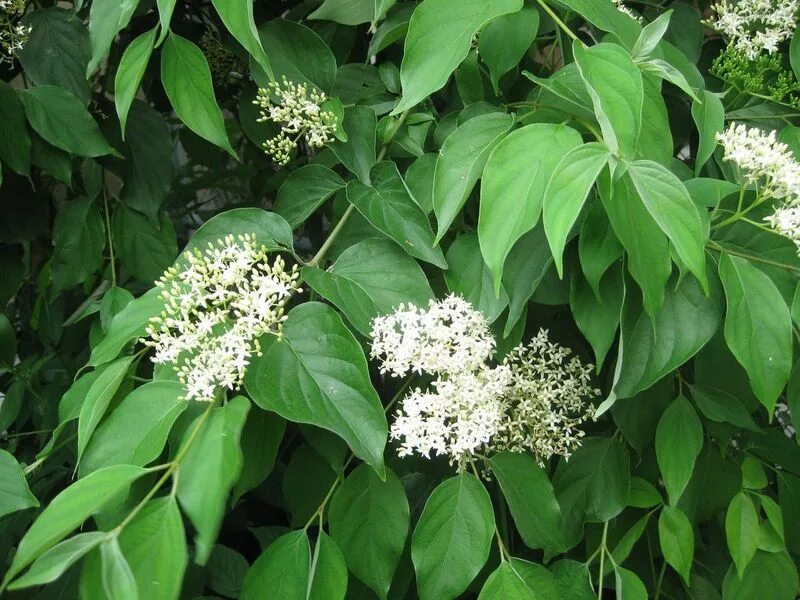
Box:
711, 0, 798, 59
143, 234, 302, 402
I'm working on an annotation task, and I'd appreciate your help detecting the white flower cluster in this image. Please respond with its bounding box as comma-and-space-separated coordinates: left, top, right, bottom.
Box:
371, 295, 598, 467
611, 0, 642, 22
711, 0, 798, 58
143, 234, 301, 402
0, 0, 30, 63
716, 122, 800, 250
254, 77, 336, 166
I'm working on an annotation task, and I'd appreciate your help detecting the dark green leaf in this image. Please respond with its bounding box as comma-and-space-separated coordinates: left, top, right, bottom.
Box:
241, 531, 310, 600
478, 562, 536, 599
478, 6, 539, 92
0, 449, 38, 519
656, 396, 703, 505
445, 233, 508, 324
726, 491, 759, 578
50, 199, 105, 292
183, 209, 294, 256
721, 551, 799, 600
0, 81, 31, 176
308, 532, 347, 600
658, 505, 694, 584
274, 165, 345, 228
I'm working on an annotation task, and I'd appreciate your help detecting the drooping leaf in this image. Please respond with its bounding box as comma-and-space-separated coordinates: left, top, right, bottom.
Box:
478, 6, 539, 93
87, 0, 139, 76
211, 0, 272, 79
726, 491, 760, 578
115, 29, 157, 137
308, 532, 348, 600
8, 533, 107, 591
658, 506, 694, 584
50, 198, 105, 292
0, 450, 39, 520
655, 396, 704, 505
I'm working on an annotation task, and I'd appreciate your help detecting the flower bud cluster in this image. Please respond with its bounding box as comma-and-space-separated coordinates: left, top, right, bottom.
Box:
143, 234, 301, 402
0, 0, 30, 64
253, 77, 336, 165
711, 0, 798, 59
371, 295, 597, 468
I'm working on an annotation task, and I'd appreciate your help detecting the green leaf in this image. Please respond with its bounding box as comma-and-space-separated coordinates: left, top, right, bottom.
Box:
211, 0, 272, 79
80, 381, 186, 476
553, 438, 630, 530
241, 531, 310, 600
502, 226, 554, 336
614, 566, 648, 600
719, 254, 793, 413
627, 477, 662, 508
183, 208, 294, 257
330, 106, 377, 184
155, 0, 176, 45
114, 208, 177, 283
394, 0, 523, 113
18, 8, 91, 105
77, 355, 136, 464
691, 91, 724, 174
478, 6, 539, 93
557, 0, 641, 46
721, 551, 799, 600
550, 559, 595, 599
658, 506, 694, 584
99, 536, 138, 600
611, 513, 651, 566
2, 465, 149, 587
87, 0, 139, 76
118, 497, 186, 600
232, 408, 285, 503
50, 198, 105, 292
308, 532, 348, 600
507, 559, 560, 600
303, 238, 434, 336
479, 123, 583, 289
254, 19, 336, 92
115, 28, 156, 137
573, 42, 643, 160
411, 474, 494, 600
282, 444, 337, 528
613, 264, 722, 399
478, 562, 536, 599
309, 0, 391, 25
726, 491, 760, 578
542, 142, 611, 276
631, 10, 672, 58
636, 58, 701, 103
655, 396, 703, 505
0, 81, 31, 176
176, 396, 249, 565
570, 264, 623, 370
20, 86, 114, 157
244, 302, 388, 473
274, 165, 345, 228
0, 449, 38, 519
627, 160, 707, 290
329, 464, 409, 599
445, 233, 508, 324
89, 287, 164, 367
433, 112, 513, 242
207, 545, 249, 598
347, 161, 447, 268
161, 33, 235, 157
792, 28, 800, 82
489, 452, 564, 552
689, 384, 760, 432
8, 533, 107, 590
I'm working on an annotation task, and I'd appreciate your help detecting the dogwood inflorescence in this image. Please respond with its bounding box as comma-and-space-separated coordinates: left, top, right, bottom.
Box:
253, 77, 336, 166
716, 122, 800, 250
0, 0, 30, 64
143, 234, 301, 402
710, 0, 798, 59
371, 295, 597, 468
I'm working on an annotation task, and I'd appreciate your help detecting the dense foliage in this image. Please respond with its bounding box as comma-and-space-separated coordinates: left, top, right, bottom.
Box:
2, 0, 800, 598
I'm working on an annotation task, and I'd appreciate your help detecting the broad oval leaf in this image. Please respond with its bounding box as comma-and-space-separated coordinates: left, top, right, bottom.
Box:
542, 142, 611, 276
274, 165, 345, 228
303, 238, 434, 336
161, 33, 236, 157
411, 474, 494, 600
244, 302, 388, 473
658, 505, 694, 584
329, 464, 410, 599
719, 253, 793, 413
183, 209, 294, 257
655, 396, 703, 505
394, 0, 523, 113
479, 123, 583, 290
241, 531, 310, 600
433, 112, 514, 242
478, 6, 539, 93
726, 491, 760, 578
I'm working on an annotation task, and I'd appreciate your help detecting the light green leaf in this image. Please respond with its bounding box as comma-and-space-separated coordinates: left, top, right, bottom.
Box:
719, 254, 793, 413
614, 566, 648, 600
347, 161, 447, 268
211, 0, 272, 80
244, 303, 388, 473
627, 477, 662, 508
542, 142, 611, 276
2, 465, 149, 587
241, 531, 310, 600
411, 474, 494, 600
273, 165, 345, 229
99, 536, 138, 600
433, 112, 514, 242
478, 562, 536, 599
329, 464, 409, 599
156, 0, 176, 45
303, 238, 434, 336
658, 506, 694, 584
0, 449, 38, 519
573, 42, 643, 159
161, 33, 235, 157
489, 452, 564, 552
20, 85, 115, 157
627, 160, 707, 290
8, 533, 107, 590
637, 57, 700, 102
115, 28, 156, 137
176, 396, 249, 565
87, 0, 139, 76
310, 0, 391, 25
394, 0, 523, 113
631, 10, 672, 58
445, 233, 508, 324
80, 381, 186, 476
478, 6, 539, 92
77, 355, 136, 464
118, 497, 186, 600
726, 491, 760, 578
655, 396, 703, 505
479, 123, 583, 290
